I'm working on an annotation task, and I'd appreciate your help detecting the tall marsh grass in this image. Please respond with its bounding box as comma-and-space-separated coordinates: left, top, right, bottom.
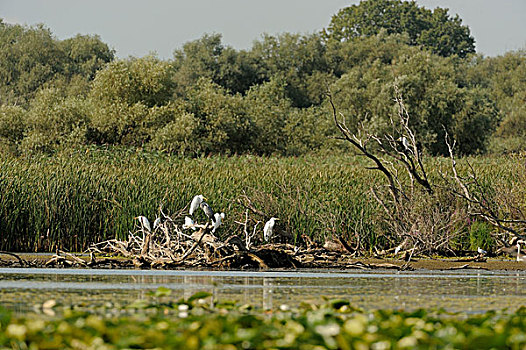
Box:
0, 147, 523, 253
0, 148, 378, 252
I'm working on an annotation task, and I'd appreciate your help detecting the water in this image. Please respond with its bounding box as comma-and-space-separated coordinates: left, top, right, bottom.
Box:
0, 268, 525, 314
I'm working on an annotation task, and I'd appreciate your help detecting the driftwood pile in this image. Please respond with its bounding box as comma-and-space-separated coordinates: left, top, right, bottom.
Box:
89, 222, 304, 269
0, 217, 414, 270
0, 208, 492, 270
79, 212, 424, 270
85, 221, 358, 269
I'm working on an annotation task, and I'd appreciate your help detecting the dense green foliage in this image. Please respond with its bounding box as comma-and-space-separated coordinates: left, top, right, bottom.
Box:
0, 20, 114, 105
470, 52, 526, 153
324, 0, 475, 58
0, 149, 523, 253
1, 292, 525, 349
0, 0, 524, 157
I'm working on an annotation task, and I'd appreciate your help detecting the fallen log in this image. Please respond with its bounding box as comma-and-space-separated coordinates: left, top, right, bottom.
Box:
0, 251, 28, 266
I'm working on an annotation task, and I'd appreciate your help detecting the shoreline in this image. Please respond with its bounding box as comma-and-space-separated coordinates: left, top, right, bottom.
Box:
1, 252, 524, 271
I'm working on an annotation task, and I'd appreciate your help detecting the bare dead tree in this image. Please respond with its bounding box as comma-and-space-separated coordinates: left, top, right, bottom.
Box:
384, 87, 433, 194
329, 90, 401, 204
328, 88, 468, 256
330, 83, 526, 256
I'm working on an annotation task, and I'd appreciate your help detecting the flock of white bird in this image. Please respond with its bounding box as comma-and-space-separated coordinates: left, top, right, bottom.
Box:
133, 195, 526, 258
186, 194, 225, 233
134, 194, 278, 243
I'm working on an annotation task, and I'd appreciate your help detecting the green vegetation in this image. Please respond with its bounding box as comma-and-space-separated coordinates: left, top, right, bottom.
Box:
1, 291, 525, 349
0, 149, 375, 252
0, 1, 525, 253
0, 149, 523, 253
324, 0, 475, 58
0, 0, 525, 157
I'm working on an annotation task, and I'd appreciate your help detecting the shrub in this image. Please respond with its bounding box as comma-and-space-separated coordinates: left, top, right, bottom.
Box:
469, 221, 493, 252
20, 88, 92, 153
90, 56, 174, 107
148, 112, 198, 155
0, 105, 26, 154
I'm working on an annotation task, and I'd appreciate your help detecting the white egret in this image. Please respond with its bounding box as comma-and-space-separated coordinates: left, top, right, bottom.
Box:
183, 216, 195, 230
263, 217, 278, 242
189, 195, 206, 215
398, 136, 410, 151
477, 247, 487, 255
212, 212, 225, 233
200, 201, 215, 221
135, 216, 151, 232
509, 236, 526, 262
516, 239, 526, 262
394, 237, 409, 255
153, 217, 161, 230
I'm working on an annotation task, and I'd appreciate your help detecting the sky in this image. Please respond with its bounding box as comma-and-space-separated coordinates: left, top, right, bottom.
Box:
1, 0, 525, 58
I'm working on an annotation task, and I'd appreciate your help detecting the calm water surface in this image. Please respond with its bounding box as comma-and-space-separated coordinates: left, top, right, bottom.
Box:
0, 268, 524, 314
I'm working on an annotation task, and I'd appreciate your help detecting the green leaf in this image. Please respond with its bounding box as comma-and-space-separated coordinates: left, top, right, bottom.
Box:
187, 291, 212, 303
127, 300, 150, 309
154, 287, 172, 297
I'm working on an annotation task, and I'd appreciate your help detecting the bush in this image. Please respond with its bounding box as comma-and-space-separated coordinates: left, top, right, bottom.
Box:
148, 112, 198, 155
90, 56, 174, 107
0, 105, 26, 154
88, 101, 149, 145
487, 136, 526, 154
185, 78, 255, 155
20, 88, 92, 153
469, 221, 493, 252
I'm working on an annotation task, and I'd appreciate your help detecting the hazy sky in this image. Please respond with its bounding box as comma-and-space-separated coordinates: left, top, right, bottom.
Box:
1, 0, 525, 58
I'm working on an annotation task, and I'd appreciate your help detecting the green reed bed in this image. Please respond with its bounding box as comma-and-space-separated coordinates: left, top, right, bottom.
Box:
0, 148, 378, 252
1, 292, 525, 349
0, 147, 523, 253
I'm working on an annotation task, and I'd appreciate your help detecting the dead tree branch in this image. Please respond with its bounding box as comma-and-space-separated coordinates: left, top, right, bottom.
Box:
328, 90, 401, 203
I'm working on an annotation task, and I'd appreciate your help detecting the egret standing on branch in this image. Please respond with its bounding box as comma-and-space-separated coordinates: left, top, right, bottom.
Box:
135, 216, 151, 232
212, 212, 225, 233
189, 195, 206, 215
153, 217, 161, 230
263, 217, 278, 242
397, 136, 410, 152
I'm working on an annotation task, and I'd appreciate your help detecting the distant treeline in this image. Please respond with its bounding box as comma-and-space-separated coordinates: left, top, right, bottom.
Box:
0, 0, 525, 156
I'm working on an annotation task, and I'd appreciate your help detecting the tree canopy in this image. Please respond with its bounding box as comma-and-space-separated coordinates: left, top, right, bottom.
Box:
324, 0, 475, 58
0, 20, 114, 106
0, 1, 524, 157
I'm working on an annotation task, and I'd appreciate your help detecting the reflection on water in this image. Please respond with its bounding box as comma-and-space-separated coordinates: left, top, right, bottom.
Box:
0, 268, 524, 314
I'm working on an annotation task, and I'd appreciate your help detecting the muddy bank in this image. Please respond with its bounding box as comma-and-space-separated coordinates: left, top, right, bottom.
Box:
1, 251, 524, 271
